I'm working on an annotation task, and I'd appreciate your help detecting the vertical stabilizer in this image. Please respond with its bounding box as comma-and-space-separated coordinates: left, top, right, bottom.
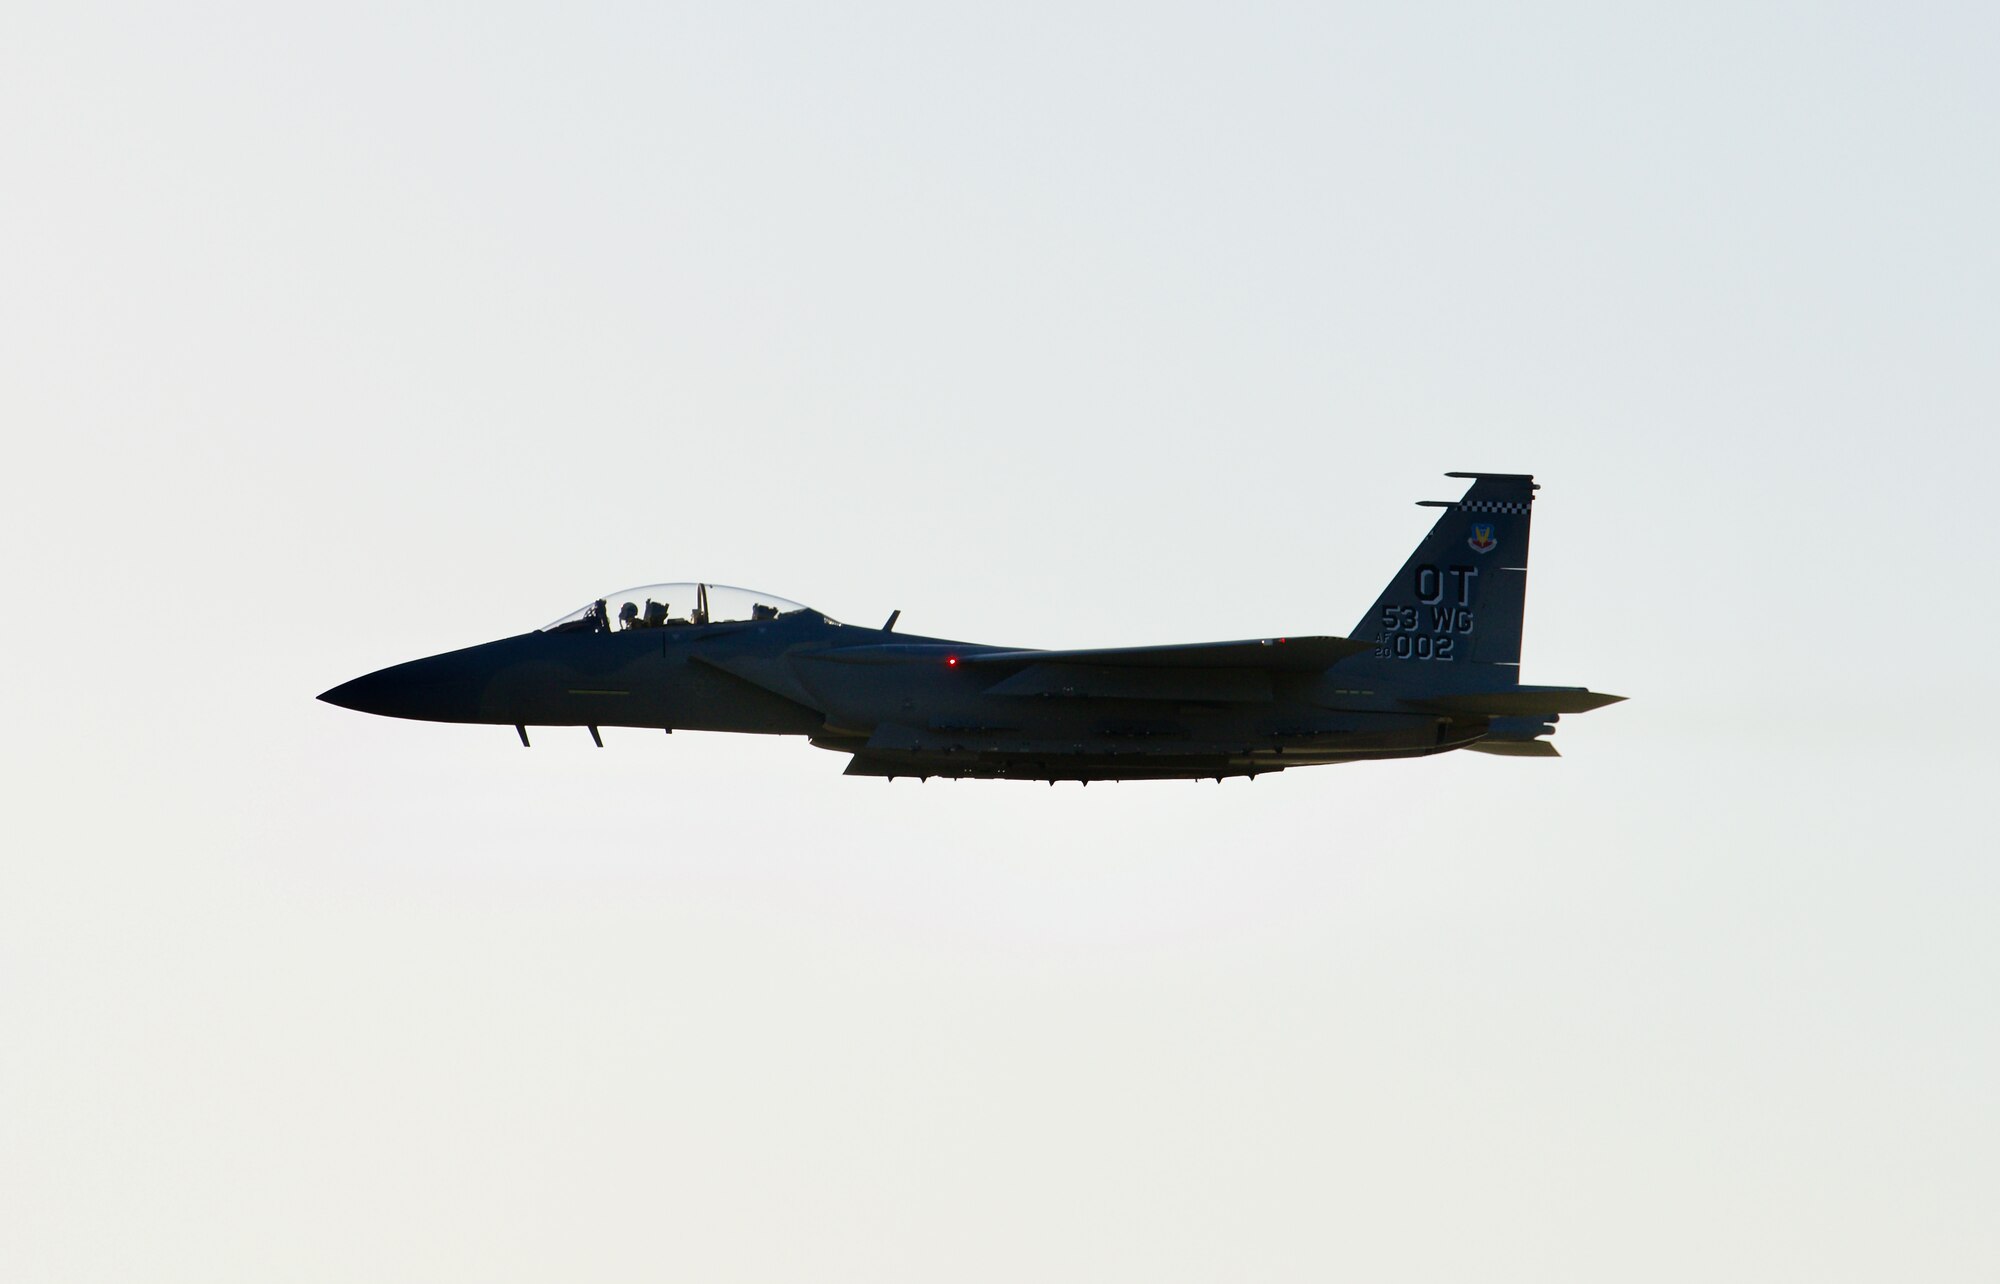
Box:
1351, 472, 1537, 684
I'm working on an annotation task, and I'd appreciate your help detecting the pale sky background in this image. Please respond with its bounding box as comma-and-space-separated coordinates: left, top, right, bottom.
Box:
3, 3, 1996, 1280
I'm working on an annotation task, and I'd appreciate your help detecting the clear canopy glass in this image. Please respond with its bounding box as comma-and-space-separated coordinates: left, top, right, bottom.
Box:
542, 583, 818, 633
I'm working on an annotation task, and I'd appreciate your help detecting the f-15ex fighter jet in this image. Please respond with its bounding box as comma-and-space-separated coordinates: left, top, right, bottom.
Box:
321, 472, 1620, 782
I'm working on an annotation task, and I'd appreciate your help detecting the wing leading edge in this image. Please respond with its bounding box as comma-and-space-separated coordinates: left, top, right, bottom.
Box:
961, 635, 1371, 672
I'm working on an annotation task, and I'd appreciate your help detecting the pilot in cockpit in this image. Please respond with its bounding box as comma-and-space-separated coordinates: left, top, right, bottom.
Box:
618, 601, 639, 629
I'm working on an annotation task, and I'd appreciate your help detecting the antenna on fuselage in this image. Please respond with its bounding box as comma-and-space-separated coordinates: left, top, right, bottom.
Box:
883, 609, 900, 632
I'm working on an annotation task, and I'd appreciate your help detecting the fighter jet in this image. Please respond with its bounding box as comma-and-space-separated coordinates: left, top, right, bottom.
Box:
320, 472, 1620, 782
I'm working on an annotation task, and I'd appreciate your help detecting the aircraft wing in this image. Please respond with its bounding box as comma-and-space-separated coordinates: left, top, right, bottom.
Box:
961, 635, 1370, 672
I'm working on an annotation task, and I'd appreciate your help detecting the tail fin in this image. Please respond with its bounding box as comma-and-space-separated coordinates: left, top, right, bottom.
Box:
1351, 472, 1537, 685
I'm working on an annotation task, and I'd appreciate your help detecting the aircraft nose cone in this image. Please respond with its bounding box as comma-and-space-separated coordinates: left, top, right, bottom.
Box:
317, 653, 493, 723
317, 674, 382, 713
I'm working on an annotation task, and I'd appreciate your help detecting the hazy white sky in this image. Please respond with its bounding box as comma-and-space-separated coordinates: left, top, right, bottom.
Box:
4, 3, 1996, 1280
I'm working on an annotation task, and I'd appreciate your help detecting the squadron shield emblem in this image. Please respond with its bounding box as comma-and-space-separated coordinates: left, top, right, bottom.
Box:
1468, 523, 1498, 554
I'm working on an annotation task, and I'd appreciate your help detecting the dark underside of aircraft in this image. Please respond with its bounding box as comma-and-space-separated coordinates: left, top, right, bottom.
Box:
321, 472, 1621, 782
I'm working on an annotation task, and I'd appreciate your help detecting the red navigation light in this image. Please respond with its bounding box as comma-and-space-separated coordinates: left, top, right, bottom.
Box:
946, 655, 959, 667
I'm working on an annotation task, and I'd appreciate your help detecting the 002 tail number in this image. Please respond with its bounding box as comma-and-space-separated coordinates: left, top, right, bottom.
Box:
1385, 632, 1454, 660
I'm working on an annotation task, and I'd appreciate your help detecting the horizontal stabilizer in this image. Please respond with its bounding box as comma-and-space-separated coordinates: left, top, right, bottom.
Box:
1466, 739, 1561, 758
1405, 686, 1625, 716
964, 636, 1369, 672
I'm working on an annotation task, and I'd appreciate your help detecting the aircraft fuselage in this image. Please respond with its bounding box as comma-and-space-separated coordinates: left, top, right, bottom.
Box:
320, 474, 1621, 781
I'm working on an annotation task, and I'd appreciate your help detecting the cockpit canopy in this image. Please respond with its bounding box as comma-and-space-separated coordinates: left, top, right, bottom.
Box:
542, 583, 818, 633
